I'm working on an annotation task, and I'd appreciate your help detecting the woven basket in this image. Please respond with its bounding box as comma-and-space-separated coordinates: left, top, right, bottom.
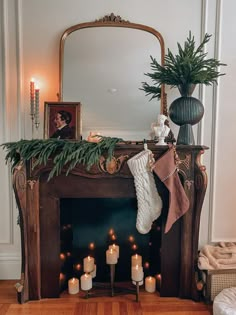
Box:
201, 269, 236, 303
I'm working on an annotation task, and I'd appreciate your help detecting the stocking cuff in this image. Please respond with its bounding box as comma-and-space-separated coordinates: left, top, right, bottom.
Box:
127, 150, 151, 176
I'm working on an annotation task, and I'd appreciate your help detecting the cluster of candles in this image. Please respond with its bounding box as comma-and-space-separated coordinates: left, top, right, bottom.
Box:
30, 78, 40, 127
66, 244, 160, 295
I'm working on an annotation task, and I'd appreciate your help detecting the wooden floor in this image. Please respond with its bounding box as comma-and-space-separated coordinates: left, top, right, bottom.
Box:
0, 281, 213, 315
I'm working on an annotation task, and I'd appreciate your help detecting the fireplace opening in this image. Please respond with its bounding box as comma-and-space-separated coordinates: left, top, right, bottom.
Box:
59, 198, 162, 291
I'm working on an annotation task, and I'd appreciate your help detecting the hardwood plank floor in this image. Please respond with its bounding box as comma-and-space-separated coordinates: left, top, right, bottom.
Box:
0, 281, 213, 315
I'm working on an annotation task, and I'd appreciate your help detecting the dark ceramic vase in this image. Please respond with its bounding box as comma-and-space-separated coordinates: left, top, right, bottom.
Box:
169, 84, 204, 145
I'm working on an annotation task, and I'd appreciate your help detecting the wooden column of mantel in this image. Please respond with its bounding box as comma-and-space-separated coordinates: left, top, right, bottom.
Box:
12, 144, 207, 303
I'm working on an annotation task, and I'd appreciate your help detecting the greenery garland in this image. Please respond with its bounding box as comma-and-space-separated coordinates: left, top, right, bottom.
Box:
1, 137, 123, 181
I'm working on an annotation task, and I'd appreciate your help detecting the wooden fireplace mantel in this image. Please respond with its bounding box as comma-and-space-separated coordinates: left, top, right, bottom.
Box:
12, 143, 207, 303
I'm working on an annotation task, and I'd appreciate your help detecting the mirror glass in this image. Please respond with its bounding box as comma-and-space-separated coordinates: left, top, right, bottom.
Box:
60, 16, 165, 141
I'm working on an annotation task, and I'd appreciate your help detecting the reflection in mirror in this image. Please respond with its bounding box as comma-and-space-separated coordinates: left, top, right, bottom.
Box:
59, 15, 166, 141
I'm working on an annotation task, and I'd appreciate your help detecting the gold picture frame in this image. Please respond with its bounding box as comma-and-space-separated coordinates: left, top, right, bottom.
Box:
44, 101, 81, 140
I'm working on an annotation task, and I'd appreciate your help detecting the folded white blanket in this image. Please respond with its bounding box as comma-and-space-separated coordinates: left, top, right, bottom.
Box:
198, 242, 236, 270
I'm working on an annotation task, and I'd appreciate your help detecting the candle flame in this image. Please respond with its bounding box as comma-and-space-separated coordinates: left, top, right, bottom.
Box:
75, 264, 81, 271
128, 235, 134, 242
132, 244, 137, 250
144, 262, 149, 269
89, 242, 95, 250
59, 253, 66, 260
108, 228, 114, 235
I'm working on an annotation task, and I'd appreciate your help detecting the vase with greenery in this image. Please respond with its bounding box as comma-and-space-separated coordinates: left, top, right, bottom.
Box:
141, 32, 226, 144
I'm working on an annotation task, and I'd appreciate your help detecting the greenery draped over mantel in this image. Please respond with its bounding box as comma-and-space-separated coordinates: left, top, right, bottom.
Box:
1, 137, 123, 180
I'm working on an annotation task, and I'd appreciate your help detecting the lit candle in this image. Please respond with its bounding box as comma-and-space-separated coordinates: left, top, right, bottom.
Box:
131, 264, 144, 282
68, 277, 79, 294
145, 276, 156, 293
90, 264, 97, 278
109, 244, 119, 259
156, 274, 162, 290
30, 78, 35, 115
80, 273, 92, 291
83, 256, 95, 273
106, 248, 118, 264
34, 85, 40, 125
131, 254, 142, 267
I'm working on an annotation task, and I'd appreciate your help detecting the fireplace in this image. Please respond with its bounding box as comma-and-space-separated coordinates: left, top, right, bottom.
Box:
13, 144, 207, 303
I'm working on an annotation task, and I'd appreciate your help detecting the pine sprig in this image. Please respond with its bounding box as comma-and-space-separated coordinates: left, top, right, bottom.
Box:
141, 31, 226, 96
1, 137, 123, 181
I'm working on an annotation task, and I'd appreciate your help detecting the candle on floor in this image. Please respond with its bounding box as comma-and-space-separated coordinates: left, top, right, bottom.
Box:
145, 276, 156, 293
156, 274, 162, 290
106, 248, 118, 264
109, 244, 119, 259
131, 254, 142, 267
80, 273, 92, 291
68, 277, 79, 294
131, 264, 144, 282
83, 256, 95, 273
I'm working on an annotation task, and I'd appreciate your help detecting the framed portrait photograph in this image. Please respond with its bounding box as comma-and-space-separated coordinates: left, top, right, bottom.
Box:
44, 101, 81, 140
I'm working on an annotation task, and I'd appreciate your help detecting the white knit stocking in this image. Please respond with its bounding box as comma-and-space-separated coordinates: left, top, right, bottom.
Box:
127, 149, 162, 234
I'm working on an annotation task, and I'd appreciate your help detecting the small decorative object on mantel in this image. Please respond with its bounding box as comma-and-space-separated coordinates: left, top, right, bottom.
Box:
141, 32, 226, 145
151, 114, 170, 145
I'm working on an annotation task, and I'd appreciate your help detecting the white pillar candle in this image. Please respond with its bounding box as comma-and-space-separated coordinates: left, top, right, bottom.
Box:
145, 276, 156, 293
131, 254, 142, 267
109, 244, 119, 258
106, 248, 118, 264
68, 277, 79, 294
131, 265, 144, 282
80, 273, 92, 291
83, 256, 95, 273
90, 264, 97, 278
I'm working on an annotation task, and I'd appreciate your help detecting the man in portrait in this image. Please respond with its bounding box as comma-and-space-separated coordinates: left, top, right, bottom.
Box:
50, 110, 74, 139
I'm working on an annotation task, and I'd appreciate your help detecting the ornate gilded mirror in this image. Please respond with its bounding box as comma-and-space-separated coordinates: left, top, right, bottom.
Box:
59, 14, 166, 141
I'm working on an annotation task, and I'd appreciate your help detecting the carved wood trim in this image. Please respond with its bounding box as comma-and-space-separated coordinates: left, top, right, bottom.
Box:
95, 13, 129, 23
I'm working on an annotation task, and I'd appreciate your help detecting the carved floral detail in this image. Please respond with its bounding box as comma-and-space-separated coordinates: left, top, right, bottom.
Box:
185, 179, 194, 190
95, 13, 129, 23
27, 180, 36, 190
179, 153, 191, 170
99, 155, 129, 174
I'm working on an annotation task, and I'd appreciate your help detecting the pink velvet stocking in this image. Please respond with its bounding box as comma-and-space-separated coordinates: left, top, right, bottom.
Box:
152, 145, 190, 233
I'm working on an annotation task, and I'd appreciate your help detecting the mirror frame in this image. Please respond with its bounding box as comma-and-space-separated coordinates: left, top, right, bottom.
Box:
59, 13, 167, 118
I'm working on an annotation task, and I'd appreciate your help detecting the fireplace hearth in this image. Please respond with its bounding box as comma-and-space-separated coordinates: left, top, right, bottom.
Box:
13, 144, 207, 303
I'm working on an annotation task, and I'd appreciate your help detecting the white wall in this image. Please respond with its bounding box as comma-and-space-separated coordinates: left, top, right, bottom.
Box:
0, 0, 235, 278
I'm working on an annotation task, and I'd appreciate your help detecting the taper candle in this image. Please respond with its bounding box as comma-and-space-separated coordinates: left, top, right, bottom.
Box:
34, 86, 40, 125
30, 78, 35, 115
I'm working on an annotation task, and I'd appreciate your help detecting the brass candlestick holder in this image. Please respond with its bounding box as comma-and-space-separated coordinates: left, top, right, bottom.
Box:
82, 264, 143, 302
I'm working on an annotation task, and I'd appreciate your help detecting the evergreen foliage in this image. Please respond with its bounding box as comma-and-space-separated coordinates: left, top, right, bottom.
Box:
1, 137, 123, 181
141, 32, 226, 97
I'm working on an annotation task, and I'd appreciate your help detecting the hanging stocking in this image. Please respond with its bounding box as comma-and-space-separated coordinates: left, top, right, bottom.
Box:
127, 148, 163, 234
152, 144, 189, 233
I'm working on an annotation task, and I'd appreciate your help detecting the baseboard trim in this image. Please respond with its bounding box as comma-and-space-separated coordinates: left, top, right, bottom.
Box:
0, 255, 21, 279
